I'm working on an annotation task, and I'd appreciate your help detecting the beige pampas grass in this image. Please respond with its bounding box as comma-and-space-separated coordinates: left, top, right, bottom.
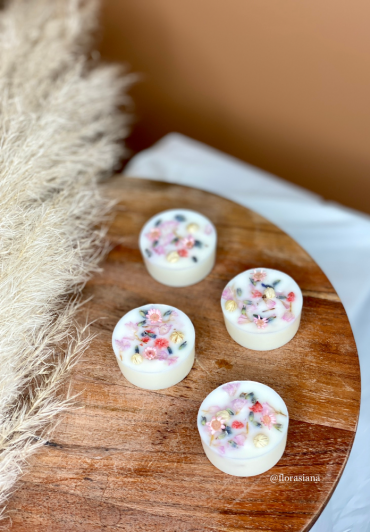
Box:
0, 0, 133, 514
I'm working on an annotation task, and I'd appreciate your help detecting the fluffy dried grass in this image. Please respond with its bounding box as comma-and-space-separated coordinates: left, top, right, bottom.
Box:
0, 0, 133, 514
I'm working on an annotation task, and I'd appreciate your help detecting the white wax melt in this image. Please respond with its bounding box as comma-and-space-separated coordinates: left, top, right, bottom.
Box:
139, 209, 217, 287
198, 381, 289, 477
112, 304, 195, 390
221, 268, 303, 351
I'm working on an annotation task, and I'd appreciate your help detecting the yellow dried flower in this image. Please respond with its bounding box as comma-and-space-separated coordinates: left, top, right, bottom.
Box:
216, 410, 231, 422
170, 330, 185, 344
225, 299, 237, 312
263, 287, 276, 299
166, 251, 179, 263
187, 223, 199, 234
254, 433, 269, 448
131, 353, 143, 365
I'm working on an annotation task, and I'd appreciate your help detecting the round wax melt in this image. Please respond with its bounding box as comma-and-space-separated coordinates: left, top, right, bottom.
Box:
198, 381, 289, 477
221, 268, 303, 351
112, 304, 195, 390
139, 209, 217, 287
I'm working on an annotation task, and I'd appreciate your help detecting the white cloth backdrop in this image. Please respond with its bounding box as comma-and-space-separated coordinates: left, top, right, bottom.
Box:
124, 133, 370, 532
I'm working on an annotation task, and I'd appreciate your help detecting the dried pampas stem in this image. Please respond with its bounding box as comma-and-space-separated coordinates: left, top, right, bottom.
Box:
0, 0, 133, 514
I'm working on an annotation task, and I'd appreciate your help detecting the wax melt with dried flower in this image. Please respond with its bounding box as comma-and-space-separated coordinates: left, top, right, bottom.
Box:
221, 268, 303, 350
139, 209, 217, 287
112, 304, 195, 390
198, 381, 289, 476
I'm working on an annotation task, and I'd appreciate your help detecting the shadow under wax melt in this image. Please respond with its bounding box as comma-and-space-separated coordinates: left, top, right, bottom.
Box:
198, 381, 289, 477
112, 304, 195, 390
139, 208, 217, 287
221, 268, 303, 351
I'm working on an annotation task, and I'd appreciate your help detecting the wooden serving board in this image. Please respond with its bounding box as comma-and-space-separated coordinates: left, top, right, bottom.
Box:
7, 177, 360, 532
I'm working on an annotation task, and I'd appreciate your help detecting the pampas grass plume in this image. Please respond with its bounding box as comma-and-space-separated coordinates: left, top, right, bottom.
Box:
0, 0, 133, 514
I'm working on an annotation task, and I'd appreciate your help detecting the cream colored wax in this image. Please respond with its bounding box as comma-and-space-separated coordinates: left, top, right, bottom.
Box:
198, 381, 289, 476
139, 209, 217, 287
112, 304, 195, 390
221, 268, 303, 351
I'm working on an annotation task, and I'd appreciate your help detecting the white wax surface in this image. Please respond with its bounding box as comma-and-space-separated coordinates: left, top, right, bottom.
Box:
198, 381, 289, 476
221, 268, 303, 350
112, 304, 195, 389
139, 209, 217, 286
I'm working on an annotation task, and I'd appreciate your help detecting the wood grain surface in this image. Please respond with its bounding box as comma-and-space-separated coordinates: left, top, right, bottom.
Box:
6, 177, 361, 532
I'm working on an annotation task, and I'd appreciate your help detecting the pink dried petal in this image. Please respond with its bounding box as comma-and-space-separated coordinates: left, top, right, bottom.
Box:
222, 287, 234, 300
233, 434, 247, 446
115, 338, 131, 351
158, 323, 172, 335
282, 311, 295, 322
231, 398, 247, 413
157, 349, 169, 361
222, 382, 240, 396
125, 321, 138, 331
153, 245, 166, 255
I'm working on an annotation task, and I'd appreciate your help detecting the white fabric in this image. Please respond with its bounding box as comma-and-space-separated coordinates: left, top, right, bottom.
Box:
124, 133, 370, 532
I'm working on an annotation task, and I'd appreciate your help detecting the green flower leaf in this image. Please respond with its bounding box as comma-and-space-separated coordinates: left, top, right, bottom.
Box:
249, 411, 254, 421
243, 299, 253, 306
143, 331, 156, 338
135, 345, 139, 354
179, 341, 187, 350
249, 278, 257, 286
273, 280, 281, 287
226, 409, 235, 416
236, 288, 242, 297
163, 310, 172, 316
240, 392, 255, 401
274, 423, 283, 432
228, 440, 238, 448
241, 306, 247, 315
137, 320, 146, 327
139, 310, 147, 318
201, 416, 207, 426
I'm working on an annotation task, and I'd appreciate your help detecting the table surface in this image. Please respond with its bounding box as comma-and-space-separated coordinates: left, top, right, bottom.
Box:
7, 177, 361, 532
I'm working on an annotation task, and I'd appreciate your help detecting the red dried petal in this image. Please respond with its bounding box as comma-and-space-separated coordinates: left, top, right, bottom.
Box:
231, 420, 244, 429
250, 401, 263, 413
